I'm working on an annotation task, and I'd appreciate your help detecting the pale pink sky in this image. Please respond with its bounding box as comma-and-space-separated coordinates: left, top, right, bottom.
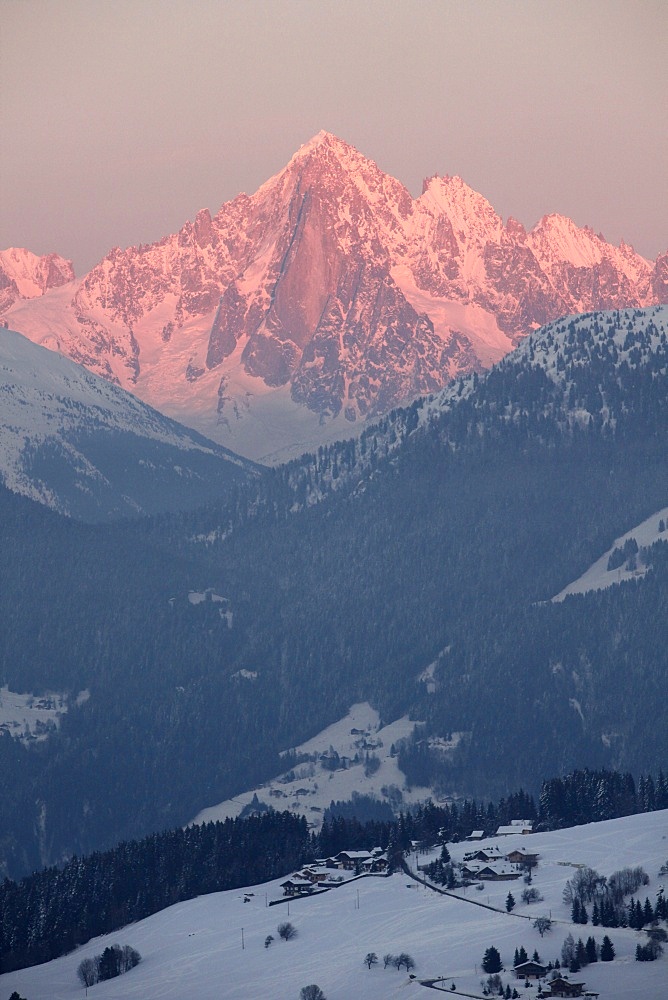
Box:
1, 0, 666, 274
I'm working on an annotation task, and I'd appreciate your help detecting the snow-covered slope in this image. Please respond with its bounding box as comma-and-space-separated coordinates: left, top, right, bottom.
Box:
4, 133, 666, 462
553, 506, 668, 601
0, 327, 255, 519
191, 702, 425, 831
2, 809, 666, 1000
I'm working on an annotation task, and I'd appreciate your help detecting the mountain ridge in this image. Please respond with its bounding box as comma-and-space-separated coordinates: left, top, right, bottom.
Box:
4, 132, 666, 461
0, 326, 257, 519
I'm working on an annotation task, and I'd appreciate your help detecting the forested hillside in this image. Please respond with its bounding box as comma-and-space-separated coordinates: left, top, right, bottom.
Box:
1, 308, 666, 877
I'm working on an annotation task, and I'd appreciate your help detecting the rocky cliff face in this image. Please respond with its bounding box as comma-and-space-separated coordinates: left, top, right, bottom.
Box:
4, 132, 666, 461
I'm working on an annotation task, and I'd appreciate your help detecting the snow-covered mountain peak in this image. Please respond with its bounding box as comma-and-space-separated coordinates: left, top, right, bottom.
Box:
276, 130, 412, 217
418, 174, 502, 240
0, 248, 74, 312
504, 216, 528, 240
4, 135, 667, 462
528, 213, 653, 277
529, 214, 610, 267
418, 174, 503, 230
287, 130, 389, 176
292, 129, 353, 159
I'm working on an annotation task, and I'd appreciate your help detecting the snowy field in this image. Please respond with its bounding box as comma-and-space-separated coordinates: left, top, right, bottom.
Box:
2, 810, 667, 1000
553, 507, 668, 601
191, 702, 425, 831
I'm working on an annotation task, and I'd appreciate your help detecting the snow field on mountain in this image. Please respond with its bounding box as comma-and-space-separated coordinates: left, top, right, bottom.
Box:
2, 810, 666, 1000
391, 265, 516, 365
0, 325, 256, 516
126, 308, 365, 464
191, 702, 424, 830
553, 506, 668, 601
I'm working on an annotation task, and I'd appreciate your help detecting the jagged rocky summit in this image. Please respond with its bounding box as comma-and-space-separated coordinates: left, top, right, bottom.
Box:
4, 132, 667, 461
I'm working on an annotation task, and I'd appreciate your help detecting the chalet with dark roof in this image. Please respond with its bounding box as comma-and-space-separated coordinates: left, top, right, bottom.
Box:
280, 877, 313, 896
514, 960, 547, 979
542, 977, 585, 997
335, 850, 373, 870
506, 849, 540, 865
463, 848, 505, 863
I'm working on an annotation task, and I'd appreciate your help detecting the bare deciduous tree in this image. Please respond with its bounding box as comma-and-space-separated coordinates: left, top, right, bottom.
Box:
278, 921, 297, 941
77, 957, 99, 988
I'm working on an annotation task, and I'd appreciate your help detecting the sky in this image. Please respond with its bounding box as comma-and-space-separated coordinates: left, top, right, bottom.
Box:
1, 0, 666, 275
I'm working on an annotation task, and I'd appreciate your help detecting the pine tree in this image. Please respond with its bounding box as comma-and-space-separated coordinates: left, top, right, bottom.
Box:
630, 898, 642, 929
600, 935, 615, 961
627, 898, 637, 929
643, 897, 654, 926
482, 946, 502, 974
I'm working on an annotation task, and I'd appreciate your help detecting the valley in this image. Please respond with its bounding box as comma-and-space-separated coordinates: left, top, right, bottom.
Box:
0, 307, 666, 877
